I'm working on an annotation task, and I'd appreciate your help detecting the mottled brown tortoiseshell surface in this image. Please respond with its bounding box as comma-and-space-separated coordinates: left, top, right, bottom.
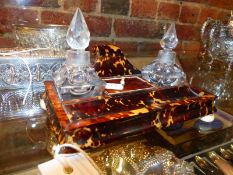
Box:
92, 44, 141, 77
43, 80, 216, 149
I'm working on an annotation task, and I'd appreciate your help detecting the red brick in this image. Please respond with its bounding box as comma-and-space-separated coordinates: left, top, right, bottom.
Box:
1, 0, 60, 7
1, 0, 41, 6
41, 11, 72, 25
0, 25, 12, 35
0, 8, 39, 25
138, 42, 161, 56
179, 5, 200, 24
208, 0, 233, 10
89, 40, 111, 49
183, 41, 201, 51
179, 50, 200, 60
179, 0, 207, 2
114, 41, 138, 57
176, 24, 200, 41
64, 0, 97, 12
0, 37, 16, 48
198, 8, 219, 24
217, 11, 231, 24
101, 0, 129, 15
114, 19, 162, 38
86, 16, 112, 37
157, 2, 180, 20
40, 0, 60, 7
179, 0, 198, 2
179, 54, 200, 74
0, 8, 39, 34
41, 13, 111, 36
131, 0, 157, 18
174, 42, 183, 52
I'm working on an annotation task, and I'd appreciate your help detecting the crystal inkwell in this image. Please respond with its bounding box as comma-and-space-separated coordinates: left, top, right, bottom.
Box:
52, 8, 105, 100
142, 23, 186, 87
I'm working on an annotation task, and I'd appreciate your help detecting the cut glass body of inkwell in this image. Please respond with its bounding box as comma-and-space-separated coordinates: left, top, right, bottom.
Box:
52, 8, 105, 101
142, 23, 186, 87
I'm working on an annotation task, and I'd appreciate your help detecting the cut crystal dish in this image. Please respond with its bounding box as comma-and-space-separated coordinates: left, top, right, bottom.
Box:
0, 88, 44, 118
15, 24, 69, 49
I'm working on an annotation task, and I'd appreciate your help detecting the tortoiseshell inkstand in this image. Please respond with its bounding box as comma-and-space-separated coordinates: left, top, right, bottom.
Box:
44, 75, 217, 149
43, 10, 217, 149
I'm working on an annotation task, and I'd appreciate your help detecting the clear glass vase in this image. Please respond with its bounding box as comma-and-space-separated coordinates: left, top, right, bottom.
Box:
189, 54, 233, 110
191, 14, 233, 111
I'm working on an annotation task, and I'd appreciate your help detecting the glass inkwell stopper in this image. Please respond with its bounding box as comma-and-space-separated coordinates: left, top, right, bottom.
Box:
228, 11, 233, 36
142, 23, 186, 87
53, 8, 105, 100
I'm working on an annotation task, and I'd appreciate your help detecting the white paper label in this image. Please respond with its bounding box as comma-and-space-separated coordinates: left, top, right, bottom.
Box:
40, 99, 46, 110
105, 83, 124, 90
200, 114, 215, 122
38, 153, 99, 175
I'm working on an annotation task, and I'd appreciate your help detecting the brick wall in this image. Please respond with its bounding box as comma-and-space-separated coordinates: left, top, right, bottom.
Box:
0, 0, 232, 59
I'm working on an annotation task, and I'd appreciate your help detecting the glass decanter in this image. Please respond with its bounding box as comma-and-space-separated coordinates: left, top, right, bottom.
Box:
190, 13, 233, 110
142, 23, 186, 87
53, 8, 105, 100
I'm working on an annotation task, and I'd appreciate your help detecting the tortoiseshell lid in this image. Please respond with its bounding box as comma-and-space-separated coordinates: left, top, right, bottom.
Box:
92, 45, 141, 77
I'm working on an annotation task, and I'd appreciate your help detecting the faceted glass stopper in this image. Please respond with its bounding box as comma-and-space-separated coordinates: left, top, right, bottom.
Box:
160, 23, 178, 50
228, 11, 233, 27
228, 11, 233, 36
66, 8, 90, 50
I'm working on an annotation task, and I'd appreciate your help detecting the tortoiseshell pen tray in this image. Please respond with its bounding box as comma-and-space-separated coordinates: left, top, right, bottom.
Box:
43, 78, 216, 149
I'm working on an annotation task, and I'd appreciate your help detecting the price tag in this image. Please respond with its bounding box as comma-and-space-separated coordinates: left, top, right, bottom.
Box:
105, 83, 124, 90
40, 98, 46, 110
38, 154, 99, 175
38, 144, 101, 175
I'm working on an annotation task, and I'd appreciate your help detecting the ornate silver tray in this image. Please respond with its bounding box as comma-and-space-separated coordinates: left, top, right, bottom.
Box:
0, 48, 65, 89
92, 141, 194, 175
